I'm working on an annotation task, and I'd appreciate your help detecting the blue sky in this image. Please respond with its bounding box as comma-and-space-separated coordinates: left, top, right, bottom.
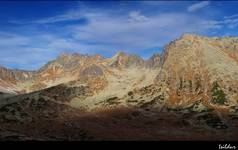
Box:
1, 1, 238, 70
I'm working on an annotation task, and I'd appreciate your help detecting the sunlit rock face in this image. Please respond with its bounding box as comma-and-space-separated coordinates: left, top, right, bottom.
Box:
1, 34, 238, 140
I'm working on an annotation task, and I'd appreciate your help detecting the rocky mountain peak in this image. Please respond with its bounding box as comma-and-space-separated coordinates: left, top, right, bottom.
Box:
58, 52, 70, 58
0, 66, 33, 81
1, 34, 238, 141
1, 34, 238, 109
146, 54, 161, 68
180, 33, 198, 39
113, 51, 127, 58
109, 51, 145, 68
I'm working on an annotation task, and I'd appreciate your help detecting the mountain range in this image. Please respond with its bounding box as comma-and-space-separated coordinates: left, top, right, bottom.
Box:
0, 34, 238, 140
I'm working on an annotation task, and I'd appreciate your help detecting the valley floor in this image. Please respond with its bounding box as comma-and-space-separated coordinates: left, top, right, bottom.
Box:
0, 107, 238, 141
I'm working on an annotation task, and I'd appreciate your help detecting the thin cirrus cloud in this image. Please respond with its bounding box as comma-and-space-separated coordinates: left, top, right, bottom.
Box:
33, 10, 84, 24
1, 8, 224, 70
201, 15, 238, 30
63, 9, 222, 53
0, 32, 30, 47
1, 1, 238, 70
187, 1, 210, 12
129, 11, 149, 22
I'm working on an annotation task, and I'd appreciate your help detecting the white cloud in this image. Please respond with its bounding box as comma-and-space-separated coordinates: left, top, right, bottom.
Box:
200, 20, 223, 29
224, 14, 238, 19
223, 18, 238, 29
0, 47, 54, 70
33, 6, 106, 24
34, 11, 83, 24
3, 2, 237, 70
202, 14, 238, 29
17, 7, 226, 65
129, 11, 148, 22
0, 32, 30, 47
187, 1, 210, 12
68, 10, 215, 52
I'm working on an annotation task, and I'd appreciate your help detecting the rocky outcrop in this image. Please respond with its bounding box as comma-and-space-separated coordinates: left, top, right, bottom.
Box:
1, 34, 238, 111
80, 65, 104, 77
146, 54, 161, 69
1, 34, 238, 140
108, 52, 145, 68
156, 34, 238, 109
0, 66, 34, 94
0, 66, 33, 81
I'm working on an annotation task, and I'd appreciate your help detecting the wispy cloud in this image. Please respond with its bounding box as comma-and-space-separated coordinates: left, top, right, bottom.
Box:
129, 11, 148, 22
0, 32, 30, 47
224, 14, 238, 19
187, 1, 210, 12
1, 1, 237, 70
201, 14, 238, 30
65, 10, 216, 51
33, 10, 84, 24
223, 17, 238, 29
